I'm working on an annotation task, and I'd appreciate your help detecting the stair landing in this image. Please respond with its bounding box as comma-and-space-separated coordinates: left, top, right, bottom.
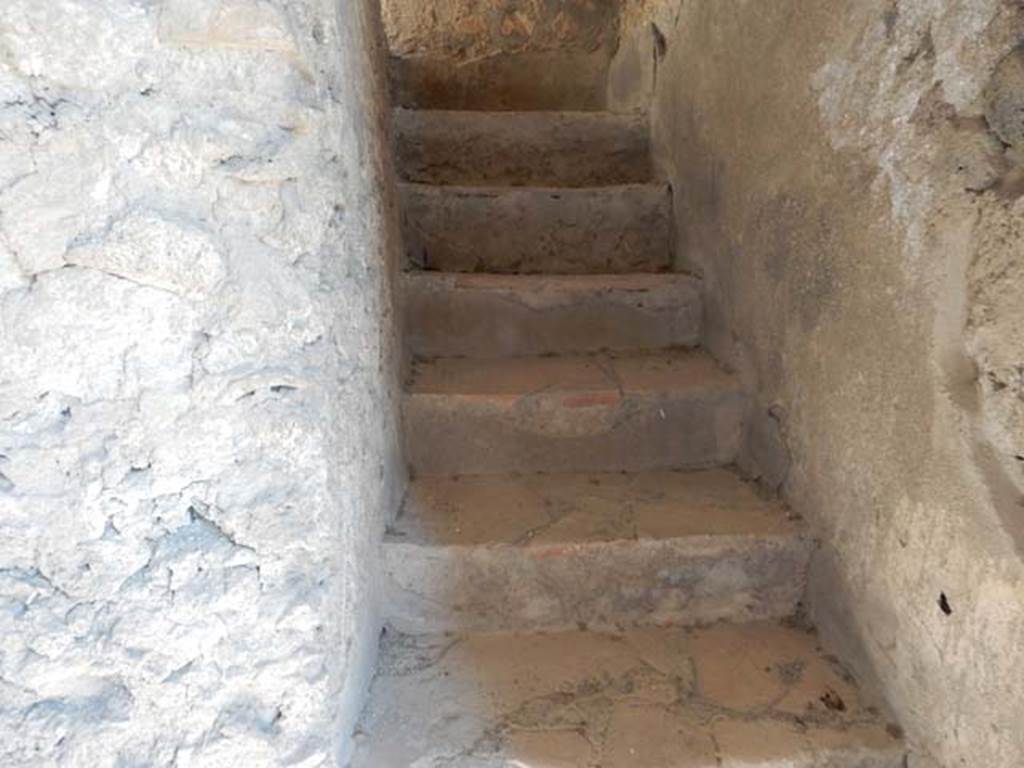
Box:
351, 621, 904, 767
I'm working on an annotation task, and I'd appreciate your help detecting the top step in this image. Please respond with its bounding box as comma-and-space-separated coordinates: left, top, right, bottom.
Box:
390, 52, 612, 112
383, 0, 620, 111
394, 109, 652, 187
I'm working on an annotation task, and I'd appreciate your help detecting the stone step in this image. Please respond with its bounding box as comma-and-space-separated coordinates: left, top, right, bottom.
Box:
382, 468, 812, 633
404, 272, 702, 358
394, 109, 652, 187
351, 621, 905, 767
401, 183, 672, 274
404, 350, 744, 476
390, 51, 611, 111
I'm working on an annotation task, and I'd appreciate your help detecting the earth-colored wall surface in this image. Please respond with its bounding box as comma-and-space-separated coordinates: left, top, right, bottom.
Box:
613, 2, 1024, 765
0, 1, 404, 765
380, 0, 619, 59
380, 0, 622, 110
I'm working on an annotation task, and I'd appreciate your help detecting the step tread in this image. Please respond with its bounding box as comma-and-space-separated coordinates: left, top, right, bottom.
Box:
401, 182, 672, 274
390, 468, 802, 548
352, 621, 904, 767
390, 50, 612, 111
405, 270, 699, 294
401, 180, 668, 195
383, 467, 810, 632
409, 349, 737, 397
395, 108, 651, 186
404, 272, 703, 357
394, 107, 648, 127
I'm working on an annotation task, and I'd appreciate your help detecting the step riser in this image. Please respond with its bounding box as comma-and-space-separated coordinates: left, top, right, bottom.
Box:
401, 183, 672, 274
383, 535, 812, 633
395, 110, 652, 187
390, 52, 611, 111
404, 274, 703, 358
404, 389, 744, 476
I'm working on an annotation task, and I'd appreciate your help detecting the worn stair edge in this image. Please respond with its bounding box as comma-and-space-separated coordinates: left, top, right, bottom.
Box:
404, 351, 745, 476
394, 109, 652, 187
383, 467, 810, 632
404, 272, 702, 358
384, 534, 811, 633
401, 182, 673, 274
351, 621, 906, 768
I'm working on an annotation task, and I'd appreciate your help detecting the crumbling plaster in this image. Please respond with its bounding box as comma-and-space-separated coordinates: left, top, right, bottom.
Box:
0, 1, 404, 765
611, 1, 1024, 765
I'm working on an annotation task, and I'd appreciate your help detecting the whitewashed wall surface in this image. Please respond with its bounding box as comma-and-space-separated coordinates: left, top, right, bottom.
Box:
0, 1, 403, 765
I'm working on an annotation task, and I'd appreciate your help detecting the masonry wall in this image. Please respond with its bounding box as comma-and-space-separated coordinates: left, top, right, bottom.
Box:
611, 2, 1024, 765
0, 1, 403, 765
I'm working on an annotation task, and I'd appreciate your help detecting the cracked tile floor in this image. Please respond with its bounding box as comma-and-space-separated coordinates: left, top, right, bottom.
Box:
351, 621, 902, 767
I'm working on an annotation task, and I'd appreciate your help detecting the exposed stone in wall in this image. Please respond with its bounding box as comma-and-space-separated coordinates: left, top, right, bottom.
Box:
985, 46, 1024, 148
970, 47, 1024, 511
0, 1, 403, 765
966, 196, 1024, 505
615, 0, 1024, 765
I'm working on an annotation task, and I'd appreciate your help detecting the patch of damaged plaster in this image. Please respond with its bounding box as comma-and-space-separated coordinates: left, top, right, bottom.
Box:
612, 0, 1024, 765
379, 0, 619, 60
811, 1, 1024, 537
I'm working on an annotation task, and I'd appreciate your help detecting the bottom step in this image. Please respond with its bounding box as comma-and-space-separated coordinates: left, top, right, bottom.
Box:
383, 469, 811, 633
352, 621, 903, 768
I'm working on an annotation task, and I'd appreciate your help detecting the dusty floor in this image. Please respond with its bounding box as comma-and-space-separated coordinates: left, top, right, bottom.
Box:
352, 621, 903, 767
392, 469, 800, 547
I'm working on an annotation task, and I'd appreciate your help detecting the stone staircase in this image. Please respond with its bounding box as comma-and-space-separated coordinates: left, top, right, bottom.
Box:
351, 42, 904, 768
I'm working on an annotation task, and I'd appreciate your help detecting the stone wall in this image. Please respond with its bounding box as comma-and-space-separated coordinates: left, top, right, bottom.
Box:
380, 0, 619, 60
0, 1, 404, 765
612, 1, 1024, 766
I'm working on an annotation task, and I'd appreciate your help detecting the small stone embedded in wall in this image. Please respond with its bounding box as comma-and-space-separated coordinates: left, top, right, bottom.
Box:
985, 46, 1024, 149
948, 118, 1009, 193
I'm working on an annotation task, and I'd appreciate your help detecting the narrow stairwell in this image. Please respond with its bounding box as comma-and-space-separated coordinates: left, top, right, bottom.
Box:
351, 40, 904, 768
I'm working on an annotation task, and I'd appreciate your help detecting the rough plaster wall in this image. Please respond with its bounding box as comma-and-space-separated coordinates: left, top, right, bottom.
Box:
624, 1, 1024, 765
0, 1, 404, 765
